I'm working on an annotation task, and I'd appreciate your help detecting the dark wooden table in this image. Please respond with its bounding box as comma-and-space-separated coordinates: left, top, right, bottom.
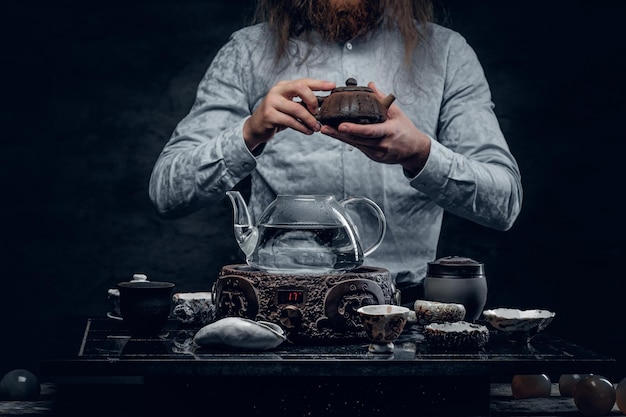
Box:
37, 318, 617, 416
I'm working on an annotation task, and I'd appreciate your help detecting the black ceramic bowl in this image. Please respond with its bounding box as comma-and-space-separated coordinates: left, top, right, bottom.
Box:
117, 281, 175, 337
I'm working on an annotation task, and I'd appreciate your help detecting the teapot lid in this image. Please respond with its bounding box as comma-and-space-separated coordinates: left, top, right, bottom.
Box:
332, 78, 373, 93
427, 256, 484, 278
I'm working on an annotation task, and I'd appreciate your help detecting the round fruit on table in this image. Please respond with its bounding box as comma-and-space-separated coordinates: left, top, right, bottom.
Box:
573, 375, 616, 417
511, 374, 552, 399
559, 373, 592, 397
616, 377, 626, 415
0, 369, 41, 401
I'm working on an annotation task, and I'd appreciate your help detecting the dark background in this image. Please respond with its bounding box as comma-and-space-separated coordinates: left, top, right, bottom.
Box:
2, 0, 625, 379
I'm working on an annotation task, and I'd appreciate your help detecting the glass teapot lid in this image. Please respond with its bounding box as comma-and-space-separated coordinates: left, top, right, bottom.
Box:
260, 195, 350, 226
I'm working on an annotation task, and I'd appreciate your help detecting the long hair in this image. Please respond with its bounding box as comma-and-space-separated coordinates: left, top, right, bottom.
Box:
253, 0, 434, 63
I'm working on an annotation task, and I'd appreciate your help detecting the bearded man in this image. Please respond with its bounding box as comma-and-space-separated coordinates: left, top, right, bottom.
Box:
149, 0, 523, 303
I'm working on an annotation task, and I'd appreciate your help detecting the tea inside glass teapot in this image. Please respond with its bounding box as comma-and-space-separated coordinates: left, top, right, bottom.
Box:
226, 192, 386, 274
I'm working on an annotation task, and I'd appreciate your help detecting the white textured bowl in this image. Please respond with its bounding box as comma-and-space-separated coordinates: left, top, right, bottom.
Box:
413, 299, 466, 325
483, 308, 555, 341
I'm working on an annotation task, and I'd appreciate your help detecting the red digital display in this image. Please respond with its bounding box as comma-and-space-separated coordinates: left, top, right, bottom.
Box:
277, 289, 305, 304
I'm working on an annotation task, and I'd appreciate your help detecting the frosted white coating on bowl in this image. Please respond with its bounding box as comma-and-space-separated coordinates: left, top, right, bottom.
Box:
425, 321, 489, 333
482, 308, 555, 334
357, 305, 411, 316
483, 308, 555, 320
173, 292, 213, 301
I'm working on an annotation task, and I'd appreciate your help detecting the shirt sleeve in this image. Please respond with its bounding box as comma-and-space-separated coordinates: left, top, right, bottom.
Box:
409, 33, 523, 231
148, 33, 257, 217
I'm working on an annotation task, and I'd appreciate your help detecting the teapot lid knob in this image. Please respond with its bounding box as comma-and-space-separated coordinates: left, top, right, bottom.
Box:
345, 78, 357, 87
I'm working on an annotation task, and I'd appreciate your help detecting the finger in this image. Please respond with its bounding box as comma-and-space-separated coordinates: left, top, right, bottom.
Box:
337, 121, 387, 139
368, 82, 400, 117
276, 99, 321, 132
320, 125, 383, 147
263, 85, 321, 132
279, 79, 336, 114
367, 81, 386, 100
319, 125, 346, 140
303, 78, 337, 91
260, 95, 317, 135
271, 110, 315, 135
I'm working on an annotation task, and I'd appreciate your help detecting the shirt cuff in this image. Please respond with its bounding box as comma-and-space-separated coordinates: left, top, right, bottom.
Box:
408, 138, 454, 193
221, 117, 258, 178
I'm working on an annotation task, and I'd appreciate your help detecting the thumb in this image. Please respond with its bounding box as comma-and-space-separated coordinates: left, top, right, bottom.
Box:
368, 81, 398, 117
367, 81, 386, 99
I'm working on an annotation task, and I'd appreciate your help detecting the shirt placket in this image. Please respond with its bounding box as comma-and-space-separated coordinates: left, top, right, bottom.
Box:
339, 39, 369, 200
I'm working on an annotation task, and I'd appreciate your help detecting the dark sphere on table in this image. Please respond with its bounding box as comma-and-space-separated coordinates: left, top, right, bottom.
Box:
0, 369, 41, 400
573, 375, 616, 417
511, 374, 551, 399
559, 373, 592, 397
616, 377, 626, 415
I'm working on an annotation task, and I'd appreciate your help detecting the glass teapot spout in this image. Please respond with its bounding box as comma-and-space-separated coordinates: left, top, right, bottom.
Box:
226, 191, 259, 259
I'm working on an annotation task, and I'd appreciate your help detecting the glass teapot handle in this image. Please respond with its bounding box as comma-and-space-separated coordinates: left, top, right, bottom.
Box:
339, 197, 386, 257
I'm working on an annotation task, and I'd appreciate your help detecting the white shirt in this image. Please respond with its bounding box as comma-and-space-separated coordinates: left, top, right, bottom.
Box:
149, 21, 523, 288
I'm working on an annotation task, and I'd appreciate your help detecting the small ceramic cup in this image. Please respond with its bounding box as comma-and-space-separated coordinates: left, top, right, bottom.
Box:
117, 281, 175, 337
357, 304, 410, 353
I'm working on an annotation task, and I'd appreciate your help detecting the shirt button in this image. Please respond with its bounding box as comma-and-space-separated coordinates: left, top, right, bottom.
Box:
348, 146, 354, 152
345, 42, 353, 50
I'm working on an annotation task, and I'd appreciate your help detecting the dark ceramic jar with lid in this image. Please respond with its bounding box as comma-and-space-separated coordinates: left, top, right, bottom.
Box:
423, 256, 487, 322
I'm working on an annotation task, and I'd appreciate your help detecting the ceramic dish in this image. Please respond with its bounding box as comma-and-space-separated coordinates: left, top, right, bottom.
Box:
193, 317, 287, 351
423, 321, 489, 350
483, 308, 555, 342
413, 299, 466, 325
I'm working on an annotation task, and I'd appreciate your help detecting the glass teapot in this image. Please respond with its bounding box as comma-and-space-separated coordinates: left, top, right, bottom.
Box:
226, 191, 386, 274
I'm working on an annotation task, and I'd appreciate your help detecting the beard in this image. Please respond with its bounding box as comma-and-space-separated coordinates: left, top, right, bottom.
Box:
310, 0, 382, 43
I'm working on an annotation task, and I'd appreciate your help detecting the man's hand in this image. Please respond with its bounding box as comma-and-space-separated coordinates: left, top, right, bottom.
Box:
243, 78, 336, 151
320, 82, 431, 177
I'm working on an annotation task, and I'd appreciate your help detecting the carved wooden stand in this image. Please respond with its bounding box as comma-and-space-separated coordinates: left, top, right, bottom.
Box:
214, 264, 397, 342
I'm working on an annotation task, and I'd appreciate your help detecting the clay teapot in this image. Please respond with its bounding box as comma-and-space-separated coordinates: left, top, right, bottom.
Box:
311, 78, 396, 127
